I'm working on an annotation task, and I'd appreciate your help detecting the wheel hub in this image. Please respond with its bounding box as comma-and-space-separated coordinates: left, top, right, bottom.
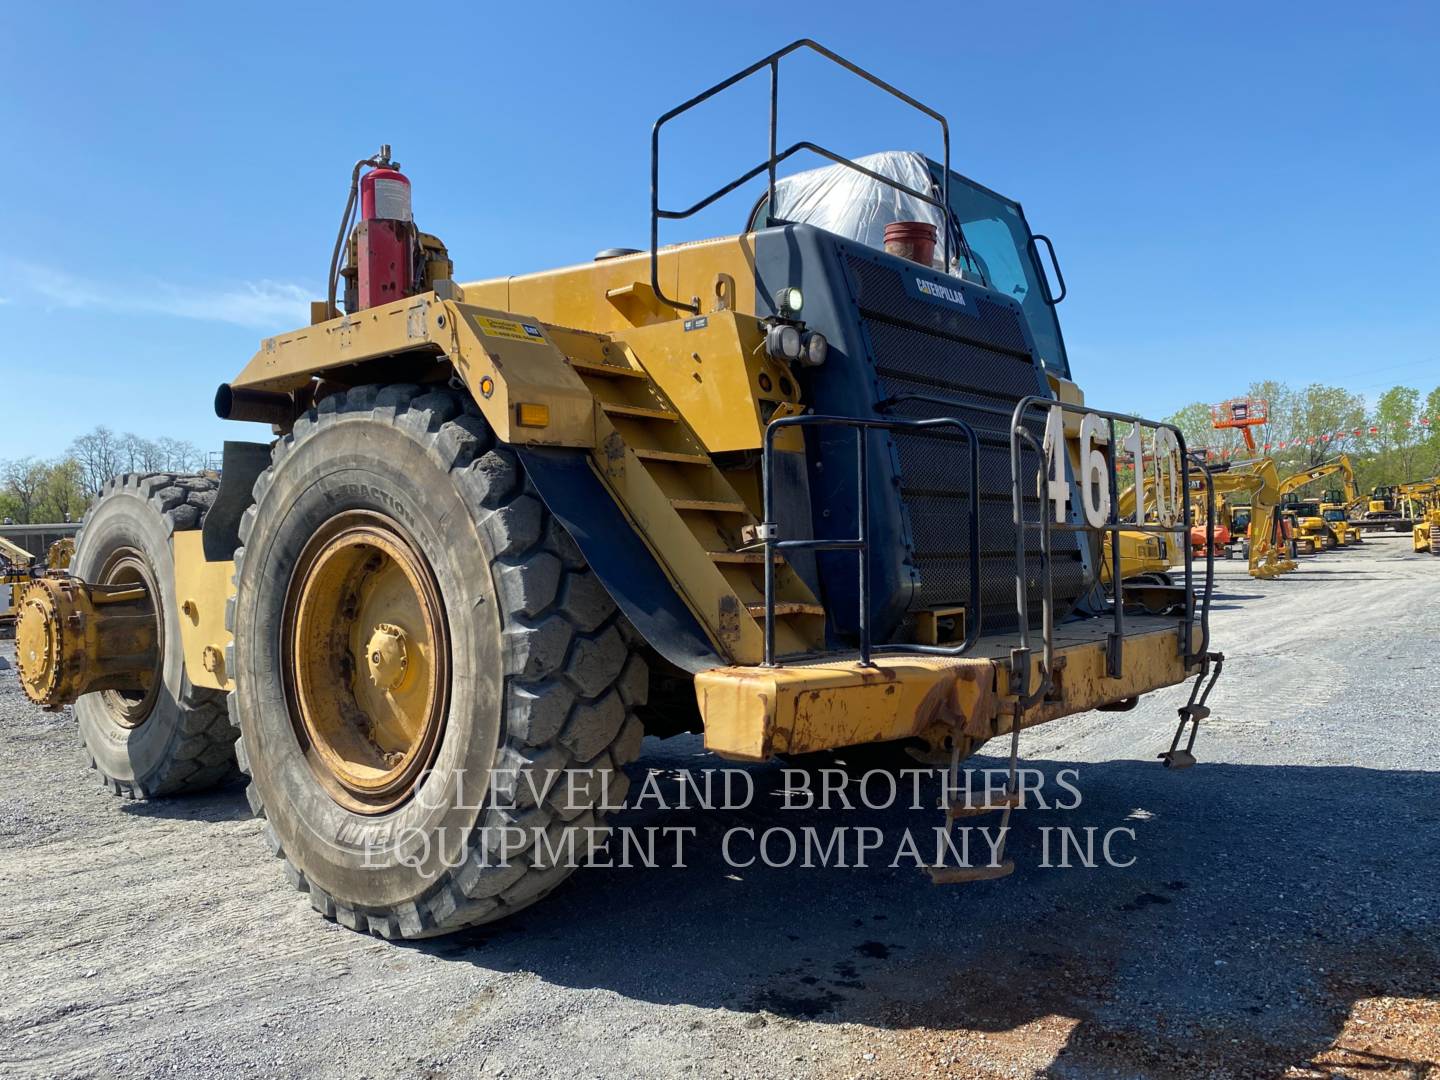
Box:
14, 573, 158, 710
365, 623, 410, 691
283, 512, 448, 814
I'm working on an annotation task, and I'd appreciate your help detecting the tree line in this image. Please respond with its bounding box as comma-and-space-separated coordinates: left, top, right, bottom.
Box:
1, 428, 208, 524
1165, 381, 1440, 494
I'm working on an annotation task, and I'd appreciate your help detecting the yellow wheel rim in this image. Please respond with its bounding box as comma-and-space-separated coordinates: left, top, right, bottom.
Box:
284, 511, 449, 814
99, 548, 161, 728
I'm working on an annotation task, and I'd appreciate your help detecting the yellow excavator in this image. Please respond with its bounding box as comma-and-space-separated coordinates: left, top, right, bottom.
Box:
1138, 459, 1295, 579
1211, 459, 1296, 578
1316, 455, 1361, 547
1203, 400, 1294, 575
1359, 485, 1415, 534
1279, 456, 1358, 553
1100, 468, 1190, 613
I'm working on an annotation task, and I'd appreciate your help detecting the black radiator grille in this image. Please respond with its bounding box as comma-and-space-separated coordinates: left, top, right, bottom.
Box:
845, 255, 1090, 632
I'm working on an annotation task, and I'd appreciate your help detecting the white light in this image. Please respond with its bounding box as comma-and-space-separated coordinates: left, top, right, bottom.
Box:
800, 331, 828, 367
766, 323, 802, 361
777, 287, 803, 315
779, 324, 801, 359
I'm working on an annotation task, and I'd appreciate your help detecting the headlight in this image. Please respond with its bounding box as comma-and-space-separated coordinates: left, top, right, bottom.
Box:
765, 323, 802, 361
776, 286, 803, 316
799, 331, 828, 367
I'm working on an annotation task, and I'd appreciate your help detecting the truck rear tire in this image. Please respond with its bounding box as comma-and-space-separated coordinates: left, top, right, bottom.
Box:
72, 473, 236, 798
228, 385, 647, 938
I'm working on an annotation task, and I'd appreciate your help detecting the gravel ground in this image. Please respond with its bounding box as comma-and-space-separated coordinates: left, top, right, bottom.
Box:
1, 536, 1437, 1079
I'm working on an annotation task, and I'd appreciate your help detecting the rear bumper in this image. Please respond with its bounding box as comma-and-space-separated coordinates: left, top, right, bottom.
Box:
696, 618, 1199, 761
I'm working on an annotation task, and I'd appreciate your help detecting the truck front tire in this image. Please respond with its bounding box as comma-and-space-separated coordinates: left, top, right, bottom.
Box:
228, 385, 647, 938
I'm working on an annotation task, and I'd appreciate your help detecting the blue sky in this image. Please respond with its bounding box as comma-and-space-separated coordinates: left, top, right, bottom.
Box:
1, 2, 1436, 460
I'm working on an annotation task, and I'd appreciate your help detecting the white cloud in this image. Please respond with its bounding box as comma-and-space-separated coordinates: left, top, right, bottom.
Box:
0, 260, 312, 329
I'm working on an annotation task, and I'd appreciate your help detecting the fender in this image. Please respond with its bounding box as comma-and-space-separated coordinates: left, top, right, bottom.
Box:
517, 446, 722, 674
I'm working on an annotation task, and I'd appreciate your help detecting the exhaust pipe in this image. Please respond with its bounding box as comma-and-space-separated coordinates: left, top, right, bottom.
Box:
214, 384, 294, 425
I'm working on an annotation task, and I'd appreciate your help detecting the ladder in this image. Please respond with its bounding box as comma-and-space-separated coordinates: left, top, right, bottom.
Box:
557, 331, 827, 662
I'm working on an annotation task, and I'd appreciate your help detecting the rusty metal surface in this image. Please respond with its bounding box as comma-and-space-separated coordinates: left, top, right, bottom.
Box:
696, 620, 1198, 761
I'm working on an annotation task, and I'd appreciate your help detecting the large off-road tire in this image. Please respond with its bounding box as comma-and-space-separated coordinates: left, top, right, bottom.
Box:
72, 473, 237, 798
228, 385, 647, 939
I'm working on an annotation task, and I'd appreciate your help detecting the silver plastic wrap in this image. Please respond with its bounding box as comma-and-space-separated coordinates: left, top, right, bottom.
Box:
771, 150, 945, 267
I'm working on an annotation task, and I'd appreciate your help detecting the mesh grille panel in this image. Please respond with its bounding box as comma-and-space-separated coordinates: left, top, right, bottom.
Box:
846, 254, 1089, 630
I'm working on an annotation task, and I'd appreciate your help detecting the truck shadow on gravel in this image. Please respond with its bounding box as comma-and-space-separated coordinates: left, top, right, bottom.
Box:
114, 779, 251, 823
416, 740, 1440, 1076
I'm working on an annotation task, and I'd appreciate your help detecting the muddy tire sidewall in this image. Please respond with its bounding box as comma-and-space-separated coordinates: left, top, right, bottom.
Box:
234, 420, 504, 912
73, 489, 189, 787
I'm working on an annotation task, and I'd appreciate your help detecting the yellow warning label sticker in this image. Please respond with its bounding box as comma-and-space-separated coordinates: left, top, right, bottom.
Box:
475, 315, 546, 345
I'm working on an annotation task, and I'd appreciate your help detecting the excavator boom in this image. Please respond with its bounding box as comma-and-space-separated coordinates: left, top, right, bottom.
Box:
1207, 461, 1295, 578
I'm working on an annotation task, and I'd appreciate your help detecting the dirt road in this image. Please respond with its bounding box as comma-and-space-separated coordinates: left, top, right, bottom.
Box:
2, 537, 1437, 1079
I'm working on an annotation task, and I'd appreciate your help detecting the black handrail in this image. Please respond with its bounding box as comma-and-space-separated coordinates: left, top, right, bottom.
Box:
650, 40, 951, 314
1007, 396, 1216, 707
758, 413, 980, 667
1027, 233, 1067, 305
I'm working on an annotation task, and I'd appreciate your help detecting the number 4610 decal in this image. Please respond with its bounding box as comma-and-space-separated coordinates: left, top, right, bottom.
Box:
1040, 406, 1183, 528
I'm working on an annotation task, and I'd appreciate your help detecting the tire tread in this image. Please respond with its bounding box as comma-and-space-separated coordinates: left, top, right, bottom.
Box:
78, 472, 238, 798
227, 386, 647, 938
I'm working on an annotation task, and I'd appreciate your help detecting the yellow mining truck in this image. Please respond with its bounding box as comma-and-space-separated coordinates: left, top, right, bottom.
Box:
14, 42, 1221, 938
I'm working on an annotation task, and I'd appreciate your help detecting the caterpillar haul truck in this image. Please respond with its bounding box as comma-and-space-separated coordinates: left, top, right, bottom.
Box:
14, 42, 1221, 939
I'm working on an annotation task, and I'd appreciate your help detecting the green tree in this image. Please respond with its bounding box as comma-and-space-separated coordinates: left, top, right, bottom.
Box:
36, 458, 88, 522
1, 457, 48, 523
1422, 385, 1440, 475
1244, 379, 1297, 459
1374, 385, 1422, 482
1294, 383, 1367, 466
1164, 402, 1214, 457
